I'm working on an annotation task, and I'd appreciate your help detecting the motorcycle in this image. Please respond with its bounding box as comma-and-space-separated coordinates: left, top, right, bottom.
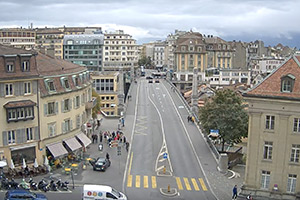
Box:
56, 179, 69, 191
38, 179, 50, 192
49, 179, 58, 191
19, 178, 30, 190
9, 178, 19, 189
1, 178, 11, 190
29, 178, 38, 190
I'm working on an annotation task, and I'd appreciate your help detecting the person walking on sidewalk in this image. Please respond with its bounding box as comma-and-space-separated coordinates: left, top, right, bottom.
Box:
232, 185, 238, 200
106, 153, 110, 160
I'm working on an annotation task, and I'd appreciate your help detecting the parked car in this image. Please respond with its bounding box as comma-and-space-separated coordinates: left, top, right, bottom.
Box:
90, 157, 111, 171
148, 80, 153, 83
5, 189, 47, 200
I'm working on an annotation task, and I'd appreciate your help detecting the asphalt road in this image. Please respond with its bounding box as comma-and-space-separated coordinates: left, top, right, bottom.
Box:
123, 73, 217, 200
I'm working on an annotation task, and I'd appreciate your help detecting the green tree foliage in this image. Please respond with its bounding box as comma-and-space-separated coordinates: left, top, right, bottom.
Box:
199, 89, 248, 152
92, 89, 101, 119
138, 56, 152, 68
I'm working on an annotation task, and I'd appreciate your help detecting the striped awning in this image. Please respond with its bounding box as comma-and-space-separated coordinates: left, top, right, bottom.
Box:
46, 142, 68, 158
76, 133, 91, 147
64, 137, 82, 151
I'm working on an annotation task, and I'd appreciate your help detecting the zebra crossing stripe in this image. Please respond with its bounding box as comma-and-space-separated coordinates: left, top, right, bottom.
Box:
144, 176, 148, 188
127, 174, 132, 188
191, 178, 200, 191
152, 176, 157, 189
176, 177, 183, 190
199, 178, 208, 191
183, 177, 191, 190
136, 175, 140, 188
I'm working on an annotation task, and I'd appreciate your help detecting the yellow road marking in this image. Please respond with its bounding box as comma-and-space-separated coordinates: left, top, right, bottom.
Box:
152, 176, 157, 189
128, 152, 133, 175
183, 177, 191, 190
199, 178, 208, 191
127, 175, 132, 187
191, 178, 200, 191
176, 177, 183, 190
136, 175, 140, 188
144, 176, 148, 188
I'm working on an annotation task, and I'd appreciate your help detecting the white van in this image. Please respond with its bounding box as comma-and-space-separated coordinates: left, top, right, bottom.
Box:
83, 184, 127, 200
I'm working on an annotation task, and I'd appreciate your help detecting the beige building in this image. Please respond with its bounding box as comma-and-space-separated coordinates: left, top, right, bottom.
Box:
0, 44, 93, 167
0, 28, 36, 50
243, 55, 300, 199
103, 30, 138, 70
92, 72, 119, 116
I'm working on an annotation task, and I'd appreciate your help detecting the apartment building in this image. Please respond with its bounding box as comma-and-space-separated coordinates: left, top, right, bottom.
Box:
153, 41, 167, 69
36, 26, 102, 59
0, 44, 92, 167
63, 34, 104, 71
103, 30, 138, 70
92, 72, 119, 116
0, 28, 36, 50
242, 55, 300, 199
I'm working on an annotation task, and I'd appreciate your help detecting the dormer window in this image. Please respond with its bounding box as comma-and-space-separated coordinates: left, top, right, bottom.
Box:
45, 79, 56, 92
72, 75, 80, 87
6, 62, 14, 72
22, 60, 30, 72
60, 77, 70, 90
281, 74, 295, 93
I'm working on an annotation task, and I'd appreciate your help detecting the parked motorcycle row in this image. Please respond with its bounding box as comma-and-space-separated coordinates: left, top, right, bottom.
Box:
0, 176, 69, 192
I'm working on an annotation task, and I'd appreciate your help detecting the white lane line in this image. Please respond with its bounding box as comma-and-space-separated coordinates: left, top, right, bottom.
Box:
147, 86, 173, 173
162, 83, 218, 200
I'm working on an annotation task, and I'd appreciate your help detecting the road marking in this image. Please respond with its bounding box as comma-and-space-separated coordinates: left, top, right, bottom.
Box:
127, 175, 132, 187
128, 152, 133, 175
183, 177, 191, 190
144, 176, 148, 188
178, 105, 184, 109
199, 178, 208, 191
191, 178, 200, 191
176, 177, 183, 190
152, 176, 157, 188
136, 175, 140, 188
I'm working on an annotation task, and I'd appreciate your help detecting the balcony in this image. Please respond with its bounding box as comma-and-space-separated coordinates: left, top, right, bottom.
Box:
85, 97, 97, 110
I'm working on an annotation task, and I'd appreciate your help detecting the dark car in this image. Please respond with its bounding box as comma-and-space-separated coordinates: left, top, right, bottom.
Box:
5, 189, 47, 200
146, 76, 153, 80
155, 80, 160, 83
148, 80, 153, 83
90, 157, 111, 171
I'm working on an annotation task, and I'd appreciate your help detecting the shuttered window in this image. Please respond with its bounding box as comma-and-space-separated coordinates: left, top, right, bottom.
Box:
8, 131, 15, 144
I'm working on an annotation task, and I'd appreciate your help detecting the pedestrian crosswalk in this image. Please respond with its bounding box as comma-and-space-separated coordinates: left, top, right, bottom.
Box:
127, 175, 208, 192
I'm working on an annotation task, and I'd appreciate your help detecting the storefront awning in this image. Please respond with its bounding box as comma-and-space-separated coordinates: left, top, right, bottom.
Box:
76, 133, 91, 147
64, 137, 82, 151
46, 143, 68, 158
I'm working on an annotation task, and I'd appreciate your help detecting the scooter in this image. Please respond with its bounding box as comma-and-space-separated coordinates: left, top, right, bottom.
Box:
29, 178, 38, 190
49, 179, 58, 191
1, 178, 11, 190
56, 179, 69, 191
38, 179, 50, 192
19, 178, 30, 190
9, 178, 19, 189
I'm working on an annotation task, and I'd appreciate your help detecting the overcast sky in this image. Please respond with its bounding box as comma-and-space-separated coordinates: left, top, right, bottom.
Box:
1, 0, 299, 48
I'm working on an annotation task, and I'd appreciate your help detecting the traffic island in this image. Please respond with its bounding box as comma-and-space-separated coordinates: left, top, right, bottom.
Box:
156, 166, 172, 177
160, 185, 178, 197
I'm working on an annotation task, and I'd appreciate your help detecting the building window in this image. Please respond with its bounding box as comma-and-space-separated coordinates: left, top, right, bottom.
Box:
261, 170, 271, 189
47, 80, 56, 92
48, 122, 56, 137
24, 82, 31, 95
8, 130, 16, 144
25, 107, 33, 118
26, 128, 33, 141
64, 79, 70, 89
6, 62, 14, 72
64, 119, 71, 133
75, 96, 80, 108
22, 60, 30, 71
5, 83, 13, 96
76, 115, 81, 129
73, 76, 79, 87
290, 144, 300, 163
281, 75, 295, 93
63, 99, 70, 112
47, 102, 55, 115
293, 118, 300, 132
263, 141, 273, 160
287, 174, 297, 193
265, 115, 275, 130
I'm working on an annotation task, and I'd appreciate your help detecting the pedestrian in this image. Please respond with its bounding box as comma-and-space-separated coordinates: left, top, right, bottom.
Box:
125, 142, 130, 152
92, 134, 95, 143
121, 118, 125, 127
232, 185, 238, 200
106, 153, 110, 160
100, 133, 103, 143
112, 132, 115, 139
191, 116, 195, 123
95, 134, 98, 143
187, 116, 190, 123
123, 136, 126, 144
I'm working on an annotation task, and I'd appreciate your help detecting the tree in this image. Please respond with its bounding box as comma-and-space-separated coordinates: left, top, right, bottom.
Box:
92, 89, 101, 119
199, 89, 248, 152
138, 56, 153, 68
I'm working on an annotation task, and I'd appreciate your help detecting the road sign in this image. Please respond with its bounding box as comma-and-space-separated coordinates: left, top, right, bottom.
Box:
209, 129, 219, 137
163, 153, 168, 159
